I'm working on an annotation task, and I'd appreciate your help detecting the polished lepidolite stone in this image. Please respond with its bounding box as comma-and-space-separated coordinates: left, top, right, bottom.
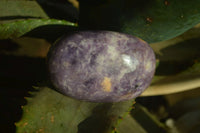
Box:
47, 31, 156, 102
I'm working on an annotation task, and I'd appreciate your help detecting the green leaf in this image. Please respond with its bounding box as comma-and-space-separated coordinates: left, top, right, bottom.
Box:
0, 0, 48, 22
116, 104, 169, 133
0, 19, 77, 40
79, 0, 200, 43
36, 0, 79, 22
130, 104, 167, 133
117, 114, 147, 133
185, 61, 200, 73
16, 87, 134, 133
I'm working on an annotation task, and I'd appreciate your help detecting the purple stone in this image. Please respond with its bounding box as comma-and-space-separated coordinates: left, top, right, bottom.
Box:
47, 31, 156, 102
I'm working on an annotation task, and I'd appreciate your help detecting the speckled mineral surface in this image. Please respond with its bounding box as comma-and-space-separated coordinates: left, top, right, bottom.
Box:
47, 31, 156, 102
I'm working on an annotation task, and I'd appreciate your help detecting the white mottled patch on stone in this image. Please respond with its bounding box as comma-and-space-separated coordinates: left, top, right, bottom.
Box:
136, 82, 143, 90
67, 41, 77, 47
80, 38, 93, 47
96, 53, 105, 65
63, 80, 71, 90
122, 54, 139, 72
138, 82, 143, 86
95, 54, 105, 74
63, 61, 71, 68
52, 61, 56, 65
107, 45, 119, 60
106, 32, 119, 44
145, 60, 153, 72
117, 68, 131, 83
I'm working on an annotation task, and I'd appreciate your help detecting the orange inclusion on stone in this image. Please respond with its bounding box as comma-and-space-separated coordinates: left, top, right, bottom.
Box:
101, 77, 112, 92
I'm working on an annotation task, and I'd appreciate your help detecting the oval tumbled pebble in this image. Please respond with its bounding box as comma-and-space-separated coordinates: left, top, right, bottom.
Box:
47, 31, 156, 102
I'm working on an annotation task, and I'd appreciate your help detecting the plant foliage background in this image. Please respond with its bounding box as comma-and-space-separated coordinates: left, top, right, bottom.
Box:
0, 0, 200, 133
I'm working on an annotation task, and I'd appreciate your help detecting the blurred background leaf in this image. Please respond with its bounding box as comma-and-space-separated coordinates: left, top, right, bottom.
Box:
0, 0, 79, 42
36, 0, 79, 22
0, 0, 79, 23
0, 0, 48, 23
0, 19, 77, 41
117, 114, 147, 133
175, 110, 200, 133
79, 0, 200, 43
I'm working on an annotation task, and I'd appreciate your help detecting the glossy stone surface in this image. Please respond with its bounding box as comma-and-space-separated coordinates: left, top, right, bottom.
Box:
47, 31, 156, 102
